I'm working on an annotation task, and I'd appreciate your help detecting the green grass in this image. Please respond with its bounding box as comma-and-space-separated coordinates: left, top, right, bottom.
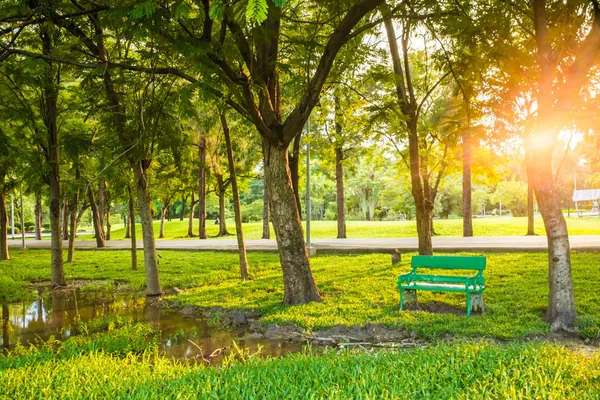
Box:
1, 250, 599, 340
1, 331, 598, 399
108, 216, 600, 240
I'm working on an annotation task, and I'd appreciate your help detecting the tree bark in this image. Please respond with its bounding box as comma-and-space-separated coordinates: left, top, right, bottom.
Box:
35, 194, 42, 240
128, 184, 137, 271
180, 195, 186, 221
262, 169, 270, 239
462, 131, 473, 237
221, 113, 250, 279
98, 181, 105, 234
105, 188, 111, 240
288, 133, 302, 216
216, 175, 229, 236
67, 190, 78, 263
42, 27, 66, 287
159, 203, 168, 239
0, 193, 9, 261
188, 192, 196, 237
133, 163, 162, 295
124, 212, 131, 239
198, 134, 207, 240
61, 198, 69, 240
87, 186, 105, 248
263, 139, 321, 304
335, 147, 347, 239
527, 163, 535, 236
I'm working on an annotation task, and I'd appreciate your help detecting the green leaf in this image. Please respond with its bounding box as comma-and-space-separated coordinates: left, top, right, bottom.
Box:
128, 0, 159, 19
246, 0, 268, 25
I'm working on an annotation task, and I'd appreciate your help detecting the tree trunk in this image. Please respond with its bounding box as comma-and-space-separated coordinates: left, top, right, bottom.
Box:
105, 189, 111, 240
35, 194, 42, 240
533, 162, 576, 331
0, 193, 9, 261
87, 186, 105, 248
288, 133, 302, 216
133, 163, 162, 296
188, 192, 196, 237
124, 212, 131, 239
42, 27, 66, 287
61, 198, 69, 240
335, 147, 347, 239
527, 166, 535, 235
2, 303, 8, 348
159, 204, 167, 239
216, 175, 229, 236
263, 139, 321, 304
383, 12, 432, 255
198, 134, 207, 240
462, 131, 473, 237
128, 184, 137, 271
180, 195, 186, 221
221, 113, 250, 279
67, 190, 78, 263
98, 181, 105, 234
262, 169, 270, 239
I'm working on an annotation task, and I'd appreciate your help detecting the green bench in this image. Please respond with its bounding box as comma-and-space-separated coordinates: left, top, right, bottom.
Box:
397, 256, 486, 316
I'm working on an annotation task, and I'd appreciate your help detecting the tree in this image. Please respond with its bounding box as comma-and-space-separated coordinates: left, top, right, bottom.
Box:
220, 111, 250, 279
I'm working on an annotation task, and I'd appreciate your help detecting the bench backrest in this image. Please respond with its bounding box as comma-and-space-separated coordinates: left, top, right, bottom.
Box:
411, 256, 486, 271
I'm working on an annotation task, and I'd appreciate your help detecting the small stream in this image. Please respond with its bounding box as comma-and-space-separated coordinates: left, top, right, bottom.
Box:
1, 289, 303, 363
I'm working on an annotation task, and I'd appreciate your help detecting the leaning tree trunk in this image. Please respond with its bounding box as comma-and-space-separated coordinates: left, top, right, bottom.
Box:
188, 192, 196, 237
67, 190, 79, 263
35, 194, 42, 240
87, 186, 105, 248
198, 134, 207, 240
42, 28, 66, 287
262, 170, 270, 239
133, 163, 162, 296
335, 147, 347, 239
128, 184, 137, 271
221, 113, 250, 279
462, 131, 473, 237
61, 198, 69, 240
0, 192, 9, 261
216, 175, 229, 236
263, 139, 321, 304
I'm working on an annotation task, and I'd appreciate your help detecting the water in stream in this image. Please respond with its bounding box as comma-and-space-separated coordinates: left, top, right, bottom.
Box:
1, 289, 303, 363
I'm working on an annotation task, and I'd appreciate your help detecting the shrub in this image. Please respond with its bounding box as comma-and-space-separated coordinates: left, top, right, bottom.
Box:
24, 221, 35, 229
6, 226, 20, 234
42, 223, 50, 229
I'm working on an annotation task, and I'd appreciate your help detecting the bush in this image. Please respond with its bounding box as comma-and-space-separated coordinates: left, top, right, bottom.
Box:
42, 223, 50, 229
24, 221, 35, 229
25, 226, 34, 233
6, 226, 20, 234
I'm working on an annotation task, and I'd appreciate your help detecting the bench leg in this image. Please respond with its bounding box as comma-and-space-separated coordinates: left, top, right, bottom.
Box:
470, 293, 485, 315
403, 290, 417, 308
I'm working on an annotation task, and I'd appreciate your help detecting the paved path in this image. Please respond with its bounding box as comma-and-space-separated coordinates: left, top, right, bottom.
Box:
8, 236, 600, 253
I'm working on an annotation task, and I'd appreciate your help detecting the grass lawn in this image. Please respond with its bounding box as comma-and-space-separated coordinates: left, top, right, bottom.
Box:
2, 333, 598, 399
107, 216, 600, 240
1, 250, 599, 340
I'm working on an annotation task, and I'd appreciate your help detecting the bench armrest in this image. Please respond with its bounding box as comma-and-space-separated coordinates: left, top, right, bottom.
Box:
398, 272, 414, 287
